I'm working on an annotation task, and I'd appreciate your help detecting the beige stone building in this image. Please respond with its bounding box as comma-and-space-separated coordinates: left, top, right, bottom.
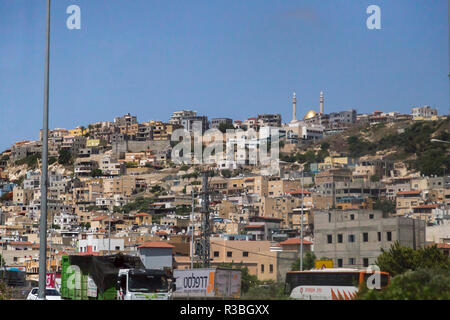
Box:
176, 239, 299, 282
396, 190, 423, 215
13, 187, 33, 205
102, 176, 136, 197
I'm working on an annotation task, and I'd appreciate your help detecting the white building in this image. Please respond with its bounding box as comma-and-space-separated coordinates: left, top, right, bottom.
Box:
53, 212, 78, 231
412, 105, 438, 118
78, 235, 124, 253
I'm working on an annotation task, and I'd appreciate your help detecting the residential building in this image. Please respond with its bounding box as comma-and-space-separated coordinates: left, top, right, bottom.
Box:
314, 210, 426, 268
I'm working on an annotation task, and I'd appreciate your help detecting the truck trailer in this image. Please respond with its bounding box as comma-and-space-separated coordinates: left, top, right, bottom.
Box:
60, 254, 173, 300
172, 268, 241, 299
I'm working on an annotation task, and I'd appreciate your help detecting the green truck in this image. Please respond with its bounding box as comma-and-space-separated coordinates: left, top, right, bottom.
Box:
60, 254, 173, 300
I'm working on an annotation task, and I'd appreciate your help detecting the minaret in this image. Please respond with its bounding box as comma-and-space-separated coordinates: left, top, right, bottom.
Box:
320, 91, 324, 114
292, 92, 297, 122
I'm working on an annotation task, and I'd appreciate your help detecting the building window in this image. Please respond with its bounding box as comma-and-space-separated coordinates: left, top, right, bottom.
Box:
337, 259, 343, 268
243, 251, 249, 257
227, 251, 233, 258
269, 264, 273, 273
387, 232, 392, 241
350, 214, 355, 220
261, 264, 264, 273
214, 251, 219, 257
348, 234, 355, 243
363, 258, 369, 268
338, 234, 343, 243
349, 258, 355, 265
363, 233, 369, 242
369, 214, 374, 219
378, 232, 381, 242
327, 235, 333, 244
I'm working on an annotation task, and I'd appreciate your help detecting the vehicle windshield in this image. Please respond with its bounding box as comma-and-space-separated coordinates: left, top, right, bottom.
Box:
46, 289, 60, 296
128, 274, 168, 293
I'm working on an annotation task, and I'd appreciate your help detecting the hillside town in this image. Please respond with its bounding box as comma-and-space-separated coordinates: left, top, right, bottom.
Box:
0, 95, 449, 298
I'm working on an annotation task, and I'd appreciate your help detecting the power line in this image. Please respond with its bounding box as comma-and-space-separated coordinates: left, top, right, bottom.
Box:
210, 241, 301, 262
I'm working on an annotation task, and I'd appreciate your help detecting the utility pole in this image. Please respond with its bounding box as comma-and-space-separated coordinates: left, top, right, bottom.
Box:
38, 0, 51, 300
190, 190, 195, 269
300, 169, 304, 271
108, 211, 111, 255
200, 171, 211, 268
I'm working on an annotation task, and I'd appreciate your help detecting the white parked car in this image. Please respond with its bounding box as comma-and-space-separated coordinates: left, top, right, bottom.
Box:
26, 287, 62, 300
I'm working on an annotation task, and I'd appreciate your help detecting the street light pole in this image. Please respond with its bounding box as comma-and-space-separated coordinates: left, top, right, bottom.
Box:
108, 211, 111, 255
190, 190, 195, 269
38, 0, 51, 300
300, 169, 304, 271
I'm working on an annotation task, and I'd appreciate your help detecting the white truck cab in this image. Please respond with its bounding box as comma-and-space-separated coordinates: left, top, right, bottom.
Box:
116, 269, 173, 300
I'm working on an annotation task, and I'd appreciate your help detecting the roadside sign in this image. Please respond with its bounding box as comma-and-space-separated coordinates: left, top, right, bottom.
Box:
315, 260, 333, 269
87, 275, 97, 297
46, 273, 56, 288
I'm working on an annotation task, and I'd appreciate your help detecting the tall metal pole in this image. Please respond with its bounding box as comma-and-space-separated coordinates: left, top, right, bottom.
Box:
108, 211, 111, 255
38, 0, 51, 300
300, 169, 304, 271
200, 171, 210, 268
190, 190, 195, 269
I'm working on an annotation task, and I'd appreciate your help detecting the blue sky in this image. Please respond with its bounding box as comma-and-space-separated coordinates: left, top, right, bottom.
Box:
0, 0, 448, 152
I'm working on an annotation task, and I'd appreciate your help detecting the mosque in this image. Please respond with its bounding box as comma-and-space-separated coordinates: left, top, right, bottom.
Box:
284, 91, 326, 142
290, 91, 324, 124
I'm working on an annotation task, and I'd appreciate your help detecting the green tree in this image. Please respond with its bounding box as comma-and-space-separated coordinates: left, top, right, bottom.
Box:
241, 281, 290, 300
373, 199, 396, 215
15, 154, 40, 168
217, 262, 259, 293
58, 149, 72, 165
291, 251, 317, 271
218, 122, 235, 134
48, 157, 57, 165
179, 164, 190, 171
13, 175, 25, 187
150, 185, 164, 193
0, 280, 12, 300
357, 269, 450, 300
320, 142, 330, 151
221, 169, 232, 178
376, 242, 450, 277
91, 169, 103, 177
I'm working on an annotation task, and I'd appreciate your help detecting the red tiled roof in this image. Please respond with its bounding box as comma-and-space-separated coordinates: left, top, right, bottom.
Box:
413, 204, 439, 209
252, 216, 283, 221
92, 216, 108, 221
279, 238, 313, 246
135, 213, 151, 217
32, 244, 50, 249
286, 189, 311, 195
435, 243, 450, 249
156, 231, 168, 235
244, 224, 265, 229
397, 190, 421, 195
138, 241, 175, 249
9, 242, 33, 246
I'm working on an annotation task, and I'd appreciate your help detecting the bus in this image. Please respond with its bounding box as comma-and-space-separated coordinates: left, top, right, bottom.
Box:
285, 268, 390, 300
0, 269, 26, 287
